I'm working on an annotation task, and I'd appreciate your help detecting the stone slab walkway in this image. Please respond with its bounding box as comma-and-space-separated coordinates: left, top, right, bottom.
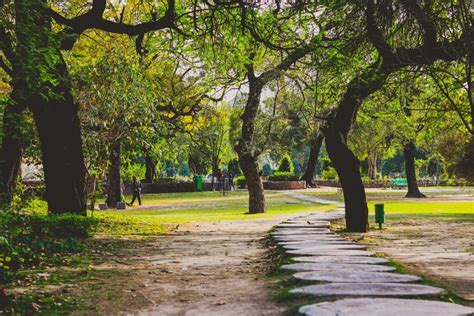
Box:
274, 192, 474, 316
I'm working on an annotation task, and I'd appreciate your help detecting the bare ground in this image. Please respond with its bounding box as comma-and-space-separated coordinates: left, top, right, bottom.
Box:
69, 214, 311, 315
363, 219, 474, 304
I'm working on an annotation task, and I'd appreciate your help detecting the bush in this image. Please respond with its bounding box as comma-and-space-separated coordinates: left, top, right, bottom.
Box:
0, 212, 98, 283
268, 172, 299, 181
320, 157, 332, 172
262, 164, 273, 177
277, 155, 294, 173
321, 167, 338, 180
234, 176, 246, 188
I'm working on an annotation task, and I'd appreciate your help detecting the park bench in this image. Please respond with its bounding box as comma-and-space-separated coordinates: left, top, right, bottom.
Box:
391, 179, 407, 189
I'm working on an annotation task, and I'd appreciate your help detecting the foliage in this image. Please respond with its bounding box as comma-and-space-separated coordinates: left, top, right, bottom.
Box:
321, 168, 338, 180
227, 159, 242, 176
277, 155, 293, 173
0, 212, 97, 283
234, 176, 247, 188
262, 164, 273, 177
320, 157, 333, 172
268, 172, 299, 181
121, 163, 146, 182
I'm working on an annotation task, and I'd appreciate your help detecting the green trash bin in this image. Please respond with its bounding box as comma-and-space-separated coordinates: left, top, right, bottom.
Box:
194, 175, 203, 192
374, 203, 385, 230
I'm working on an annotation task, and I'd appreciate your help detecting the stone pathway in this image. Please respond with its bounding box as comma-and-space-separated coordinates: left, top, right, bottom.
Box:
273, 194, 474, 316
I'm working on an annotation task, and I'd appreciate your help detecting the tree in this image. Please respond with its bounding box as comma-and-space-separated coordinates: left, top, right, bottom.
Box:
0, 0, 179, 214
324, 1, 471, 231
74, 48, 159, 208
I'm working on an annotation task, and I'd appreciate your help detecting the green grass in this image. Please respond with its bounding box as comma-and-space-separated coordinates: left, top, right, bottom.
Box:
92, 191, 336, 236
367, 201, 474, 222
23, 191, 336, 237
297, 191, 474, 222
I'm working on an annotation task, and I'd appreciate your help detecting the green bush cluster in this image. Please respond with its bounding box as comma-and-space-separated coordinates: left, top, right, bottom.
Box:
277, 155, 294, 173
0, 212, 98, 283
268, 172, 299, 181
321, 167, 338, 180
234, 176, 246, 188
446, 178, 469, 186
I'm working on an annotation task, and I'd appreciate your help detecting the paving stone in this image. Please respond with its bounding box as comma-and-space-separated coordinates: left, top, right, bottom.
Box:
293, 271, 420, 283
281, 262, 395, 272
282, 244, 367, 251
277, 223, 330, 228
272, 229, 332, 235
273, 235, 345, 241
282, 220, 331, 225
290, 283, 444, 297
299, 298, 474, 316
278, 240, 355, 246
292, 256, 389, 265
287, 249, 375, 256
299, 214, 344, 219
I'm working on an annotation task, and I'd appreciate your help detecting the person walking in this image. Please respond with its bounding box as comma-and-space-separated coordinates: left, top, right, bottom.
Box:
128, 176, 142, 206
228, 171, 235, 191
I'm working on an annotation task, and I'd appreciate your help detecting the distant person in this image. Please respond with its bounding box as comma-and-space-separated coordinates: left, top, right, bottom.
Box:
228, 171, 235, 190
128, 176, 142, 206
215, 169, 223, 190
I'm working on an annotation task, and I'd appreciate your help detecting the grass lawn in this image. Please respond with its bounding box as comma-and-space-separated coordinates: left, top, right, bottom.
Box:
299, 190, 474, 223
26, 191, 336, 237
93, 191, 336, 236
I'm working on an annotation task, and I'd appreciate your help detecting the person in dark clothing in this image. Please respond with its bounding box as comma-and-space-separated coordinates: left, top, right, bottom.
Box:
228, 171, 235, 190
129, 176, 142, 206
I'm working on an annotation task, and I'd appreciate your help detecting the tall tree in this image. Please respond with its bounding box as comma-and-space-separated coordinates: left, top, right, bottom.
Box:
324, 1, 471, 231
0, 0, 178, 214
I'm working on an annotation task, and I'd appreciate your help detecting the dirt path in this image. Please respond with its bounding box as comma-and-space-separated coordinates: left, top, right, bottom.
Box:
73, 214, 316, 315
365, 219, 474, 304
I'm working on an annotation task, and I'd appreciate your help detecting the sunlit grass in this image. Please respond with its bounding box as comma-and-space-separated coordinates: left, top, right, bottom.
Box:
298, 191, 473, 222
92, 191, 336, 236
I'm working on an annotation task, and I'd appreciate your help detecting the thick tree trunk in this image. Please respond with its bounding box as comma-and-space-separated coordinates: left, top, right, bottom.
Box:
324, 61, 396, 232
15, 0, 86, 215
238, 153, 266, 214
32, 98, 87, 215
325, 133, 368, 232
404, 141, 426, 198
0, 101, 24, 207
144, 155, 156, 183
301, 134, 324, 187
106, 142, 122, 208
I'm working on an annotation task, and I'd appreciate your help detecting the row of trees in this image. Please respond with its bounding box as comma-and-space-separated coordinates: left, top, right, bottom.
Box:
0, 0, 472, 232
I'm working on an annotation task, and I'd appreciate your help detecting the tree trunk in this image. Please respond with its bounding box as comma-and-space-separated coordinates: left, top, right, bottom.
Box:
106, 142, 122, 208
404, 141, 426, 198
325, 132, 368, 232
15, 0, 86, 215
0, 101, 25, 207
324, 61, 396, 232
301, 133, 324, 187
144, 155, 156, 183
32, 98, 87, 215
239, 153, 266, 214
235, 65, 266, 214
367, 150, 378, 180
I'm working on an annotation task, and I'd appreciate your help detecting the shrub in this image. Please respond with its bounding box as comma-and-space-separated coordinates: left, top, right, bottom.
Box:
262, 164, 273, 176
320, 157, 332, 171
268, 172, 299, 181
321, 167, 338, 180
277, 155, 294, 173
234, 176, 246, 188
0, 212, 98, 283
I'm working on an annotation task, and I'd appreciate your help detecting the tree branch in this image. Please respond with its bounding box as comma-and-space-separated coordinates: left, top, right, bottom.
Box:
50, 0, 176, 50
